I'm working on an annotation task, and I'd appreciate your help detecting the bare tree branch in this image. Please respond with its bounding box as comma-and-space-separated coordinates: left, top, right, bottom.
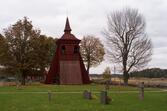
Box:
103, 8, 152, 85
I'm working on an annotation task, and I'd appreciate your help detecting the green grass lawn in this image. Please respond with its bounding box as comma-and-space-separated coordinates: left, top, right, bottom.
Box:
0, 84, 167, 111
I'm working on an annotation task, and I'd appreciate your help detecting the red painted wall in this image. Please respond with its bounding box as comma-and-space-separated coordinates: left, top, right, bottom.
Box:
45, 38, 90, 84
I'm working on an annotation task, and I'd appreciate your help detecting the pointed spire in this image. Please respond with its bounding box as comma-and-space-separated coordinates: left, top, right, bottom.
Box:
64, 17, 71, 33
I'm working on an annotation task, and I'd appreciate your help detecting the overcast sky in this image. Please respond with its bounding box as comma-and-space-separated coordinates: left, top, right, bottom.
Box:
0, 0, 167, 74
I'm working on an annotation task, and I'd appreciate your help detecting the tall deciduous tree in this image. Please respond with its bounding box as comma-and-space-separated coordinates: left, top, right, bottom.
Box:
1, 17, 56, 85
104, 8, 152, 85
2, 17, 41, 85
29, 35, 56, 76
80, 35, 105, 74
102, 67, 111, 80
0, 34, 10, 65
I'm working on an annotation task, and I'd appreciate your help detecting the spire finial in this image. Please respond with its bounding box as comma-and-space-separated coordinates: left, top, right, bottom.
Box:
64, 17, 71, 33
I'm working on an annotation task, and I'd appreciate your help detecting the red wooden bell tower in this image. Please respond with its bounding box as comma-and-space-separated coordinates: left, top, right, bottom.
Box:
45, 18, 90, 84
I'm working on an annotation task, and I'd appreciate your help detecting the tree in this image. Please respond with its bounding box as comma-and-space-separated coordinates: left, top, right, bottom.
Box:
0, 34, 10, 65
104, 8, 152, 85
80, 35, 105, 74
28, 35, 56, 76
2, 17, 41, 85
1, 17, 56, 85
130, 68, 167, 78
102, 67, 112, 90
102, 67, 111, 80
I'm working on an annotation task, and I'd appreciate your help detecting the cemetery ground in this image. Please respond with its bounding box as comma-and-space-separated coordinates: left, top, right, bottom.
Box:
0, 84, 167, 111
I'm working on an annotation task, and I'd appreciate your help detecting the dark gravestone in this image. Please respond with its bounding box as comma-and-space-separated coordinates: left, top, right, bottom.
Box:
139, 82, 144, 100
48, 90, 52, 102
83, 90, 92, 100
100, 91, 110, 104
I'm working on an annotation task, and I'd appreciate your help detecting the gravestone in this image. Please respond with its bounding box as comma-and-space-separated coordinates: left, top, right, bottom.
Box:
48, 90, 52, 102
100, 90, 110, 104
83, 90, 92, 100
139, 82, 144, 100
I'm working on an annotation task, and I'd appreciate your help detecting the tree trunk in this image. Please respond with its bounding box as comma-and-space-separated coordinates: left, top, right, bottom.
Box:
21, 74, 26, 85
40, 67, 46, 82
123, 71, 129, 86
123, 51, 129, 86
87, 60, 90, 75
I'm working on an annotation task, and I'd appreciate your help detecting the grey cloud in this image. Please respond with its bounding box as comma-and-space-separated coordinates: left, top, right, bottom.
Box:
0, 0, 167, 73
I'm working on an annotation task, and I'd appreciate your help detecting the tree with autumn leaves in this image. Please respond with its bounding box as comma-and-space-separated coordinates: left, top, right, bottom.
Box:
80, 35, 105, 74
0, 17, 56, 85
